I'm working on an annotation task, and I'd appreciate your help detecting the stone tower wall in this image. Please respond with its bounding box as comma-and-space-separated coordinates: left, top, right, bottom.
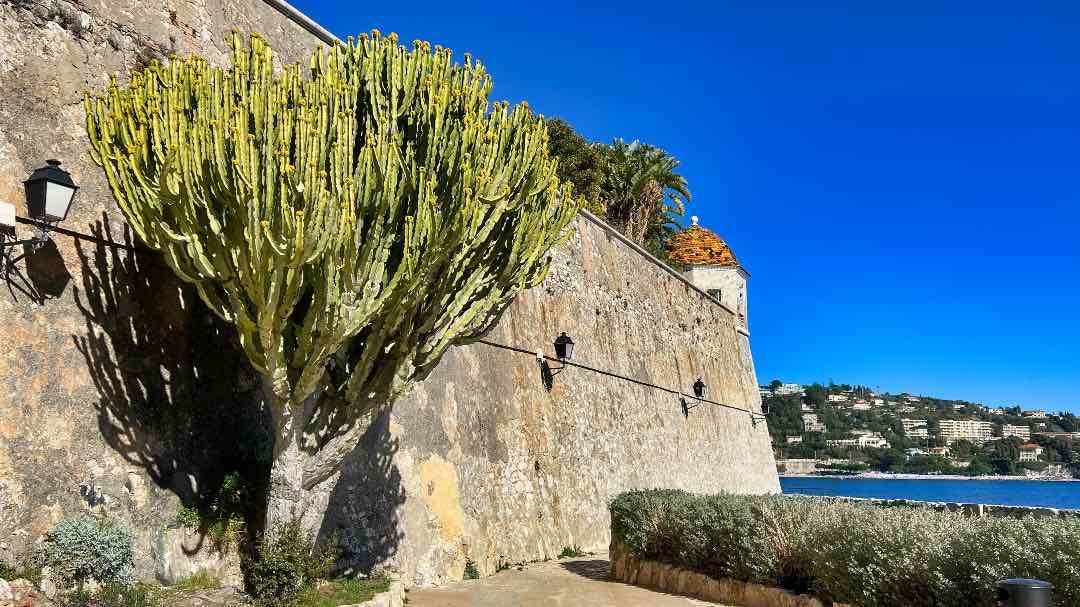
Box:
683, 265, 749, 324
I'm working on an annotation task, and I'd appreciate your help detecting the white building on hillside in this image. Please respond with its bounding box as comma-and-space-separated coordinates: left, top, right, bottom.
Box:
1001, 424, 1031, 441
827, 432, 889, 449
1019, 443, 1044, 462
938, 419, 993, 444
776, 383, 803, 396
902, 418, 929, 439
802, 414, 827, 433
851, 430, 890, 448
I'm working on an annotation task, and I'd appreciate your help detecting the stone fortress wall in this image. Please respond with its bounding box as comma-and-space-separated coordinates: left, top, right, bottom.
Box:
0, 0, 779, 586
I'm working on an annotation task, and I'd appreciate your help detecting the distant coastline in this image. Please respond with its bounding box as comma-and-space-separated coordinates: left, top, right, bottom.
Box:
780, 472, 1080, 482
781, 475, 1080, 509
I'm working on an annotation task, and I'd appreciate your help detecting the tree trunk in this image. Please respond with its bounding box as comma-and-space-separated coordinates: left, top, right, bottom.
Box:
260, 384, 382, 537
263, 379, 319, 536
265, 416, 308, 534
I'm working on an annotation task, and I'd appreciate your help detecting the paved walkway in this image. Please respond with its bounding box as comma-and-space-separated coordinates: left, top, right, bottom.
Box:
407, 553, 727, 607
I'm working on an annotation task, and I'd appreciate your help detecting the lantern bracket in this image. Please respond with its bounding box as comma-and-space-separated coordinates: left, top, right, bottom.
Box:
535, 350, 566, 392
680, 397, 703, 418
0, 224, 52, 251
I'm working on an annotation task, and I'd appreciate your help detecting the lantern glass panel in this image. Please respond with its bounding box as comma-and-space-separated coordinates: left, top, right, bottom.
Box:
45, 180, 76, 221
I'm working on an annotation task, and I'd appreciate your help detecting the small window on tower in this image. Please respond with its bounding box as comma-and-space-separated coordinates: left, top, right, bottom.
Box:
707, 289, 721, 302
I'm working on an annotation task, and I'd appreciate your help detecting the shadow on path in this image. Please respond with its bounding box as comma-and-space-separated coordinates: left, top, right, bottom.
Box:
559, 559, 611, 581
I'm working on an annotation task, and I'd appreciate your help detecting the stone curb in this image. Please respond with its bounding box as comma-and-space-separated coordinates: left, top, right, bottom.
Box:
608, 538, 846, 607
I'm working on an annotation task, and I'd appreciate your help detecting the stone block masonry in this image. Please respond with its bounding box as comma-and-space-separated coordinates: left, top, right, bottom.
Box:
0, 0, 779, 586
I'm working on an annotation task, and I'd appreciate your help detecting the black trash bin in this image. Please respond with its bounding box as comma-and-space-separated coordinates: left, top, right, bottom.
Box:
996, 578, 1053, 607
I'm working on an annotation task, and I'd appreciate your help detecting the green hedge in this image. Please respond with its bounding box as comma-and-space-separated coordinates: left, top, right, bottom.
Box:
610, 490, 1080, 607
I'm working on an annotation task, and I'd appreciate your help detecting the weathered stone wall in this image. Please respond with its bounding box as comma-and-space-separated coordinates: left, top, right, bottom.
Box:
0, 0, 332, 580
317, 215, 779, 585
0, 0, 778, 586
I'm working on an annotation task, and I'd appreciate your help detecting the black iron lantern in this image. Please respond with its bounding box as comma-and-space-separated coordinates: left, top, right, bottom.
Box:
24, 159, 78, 223
693, 378, 706, 399
553, 332, 574, 362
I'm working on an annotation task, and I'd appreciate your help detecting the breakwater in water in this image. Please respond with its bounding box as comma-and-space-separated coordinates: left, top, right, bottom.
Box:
782, 476, 1080, 511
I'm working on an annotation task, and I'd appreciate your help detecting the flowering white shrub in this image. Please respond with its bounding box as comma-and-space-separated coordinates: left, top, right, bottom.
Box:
34, 514, 135, 590
610, 490, 1080, 607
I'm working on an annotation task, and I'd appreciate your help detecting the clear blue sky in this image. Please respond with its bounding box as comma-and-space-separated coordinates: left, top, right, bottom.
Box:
296, 1, 1080, 412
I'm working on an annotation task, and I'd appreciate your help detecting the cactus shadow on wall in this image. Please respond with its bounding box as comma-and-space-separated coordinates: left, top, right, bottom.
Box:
318, 404, 406, 575
72, 216, 406, 570
71, 216, 273, 527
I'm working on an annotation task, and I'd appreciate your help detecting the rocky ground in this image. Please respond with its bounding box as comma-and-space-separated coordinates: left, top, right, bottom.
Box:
0, 578, 252, 607
0, 578, 47, 607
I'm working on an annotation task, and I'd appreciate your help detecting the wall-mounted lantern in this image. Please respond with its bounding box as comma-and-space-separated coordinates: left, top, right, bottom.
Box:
537, 332, 574, 391
693, 378, 706, 399
2, 160, 79, 250
680, 378, 707, 418
25, 160, 79, 223
553, 332, 574, 362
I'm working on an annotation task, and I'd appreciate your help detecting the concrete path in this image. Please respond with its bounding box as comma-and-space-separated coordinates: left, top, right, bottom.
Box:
406, 553, 727, 607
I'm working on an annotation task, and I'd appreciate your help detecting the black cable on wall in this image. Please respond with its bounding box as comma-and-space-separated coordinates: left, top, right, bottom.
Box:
476, 338, 766, 419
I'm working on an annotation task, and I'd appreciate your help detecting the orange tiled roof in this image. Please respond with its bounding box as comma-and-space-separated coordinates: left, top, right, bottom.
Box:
666, 217, 740, 267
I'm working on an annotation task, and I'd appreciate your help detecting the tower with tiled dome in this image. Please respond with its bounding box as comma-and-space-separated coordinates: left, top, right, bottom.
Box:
666, 216, 749, 329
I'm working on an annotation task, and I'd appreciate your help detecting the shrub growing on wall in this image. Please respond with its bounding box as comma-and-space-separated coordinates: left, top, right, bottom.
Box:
242, 521, 337, 606
34, 515, 135, 591
85, 30, 581, 533
610, 490, 1080, 607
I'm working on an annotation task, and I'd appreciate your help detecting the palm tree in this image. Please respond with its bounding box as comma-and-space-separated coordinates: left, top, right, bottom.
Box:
598, 139, 691, 255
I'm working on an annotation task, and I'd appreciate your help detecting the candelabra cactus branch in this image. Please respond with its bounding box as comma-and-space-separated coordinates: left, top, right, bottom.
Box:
85, 30, 580, 530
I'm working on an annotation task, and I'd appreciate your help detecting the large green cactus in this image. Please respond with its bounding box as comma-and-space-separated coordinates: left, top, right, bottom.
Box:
85, 30, 580, 529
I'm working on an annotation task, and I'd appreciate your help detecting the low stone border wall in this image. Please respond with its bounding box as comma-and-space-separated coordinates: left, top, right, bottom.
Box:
797, 494, 1080, 519
342, 579, 404, 607
609, 538, 843, 607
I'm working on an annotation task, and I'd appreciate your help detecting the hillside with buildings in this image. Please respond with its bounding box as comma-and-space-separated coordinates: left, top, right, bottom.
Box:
764, 380, 1080, 478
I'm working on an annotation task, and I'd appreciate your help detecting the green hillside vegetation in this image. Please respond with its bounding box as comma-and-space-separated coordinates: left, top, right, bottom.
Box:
765, 381, 1080, 477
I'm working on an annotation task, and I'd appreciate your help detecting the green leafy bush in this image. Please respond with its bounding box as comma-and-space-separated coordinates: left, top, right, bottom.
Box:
558, 546, 588, 559
0, 556, 43, 586
610, 489, 776, 584
34, 515, 135, 591
242, 521, 338, 607
171, 569, 221, 591
610, 490, 1080, 607
175, 472, 249, 553
94, 582, 165, 607
292, 576, 391, 607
